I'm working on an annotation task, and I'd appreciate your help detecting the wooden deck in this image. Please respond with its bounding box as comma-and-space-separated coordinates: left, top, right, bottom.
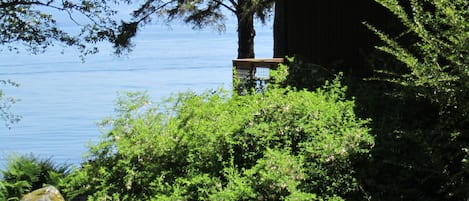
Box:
233, 58, 284, 92
232, 58, 284, 69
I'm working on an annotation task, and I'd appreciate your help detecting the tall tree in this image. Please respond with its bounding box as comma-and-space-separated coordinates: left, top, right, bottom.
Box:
117, 0, 275, 59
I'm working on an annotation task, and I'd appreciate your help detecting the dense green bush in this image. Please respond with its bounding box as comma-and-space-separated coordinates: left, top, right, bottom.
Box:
361, 0, 468, 200
0, 154, 70, 200
280, 57, 335, 91
367, 0, 468, 121
0, 179, 6, 200
62, 68, 373, 200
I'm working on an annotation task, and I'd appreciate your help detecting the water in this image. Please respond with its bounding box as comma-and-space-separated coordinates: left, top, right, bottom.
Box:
0, 22, 273, 168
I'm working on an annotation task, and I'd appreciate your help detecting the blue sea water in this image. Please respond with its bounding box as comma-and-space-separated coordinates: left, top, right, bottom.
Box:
0, 22, 273, 168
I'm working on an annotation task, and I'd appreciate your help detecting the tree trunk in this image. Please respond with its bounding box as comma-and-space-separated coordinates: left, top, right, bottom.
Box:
236, 3, 255, 59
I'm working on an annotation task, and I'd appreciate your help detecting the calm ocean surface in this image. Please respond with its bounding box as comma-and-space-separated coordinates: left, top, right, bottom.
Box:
0, 22, 273, 168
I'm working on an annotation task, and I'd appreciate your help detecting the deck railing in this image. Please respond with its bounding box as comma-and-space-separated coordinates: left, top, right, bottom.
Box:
232, 58, 284, 93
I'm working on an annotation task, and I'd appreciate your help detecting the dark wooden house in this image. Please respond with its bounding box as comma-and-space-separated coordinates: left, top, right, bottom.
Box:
273, 0, 395, 75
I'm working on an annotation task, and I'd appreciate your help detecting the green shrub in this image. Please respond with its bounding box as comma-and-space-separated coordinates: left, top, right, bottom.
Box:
63, 68, 373, 200
0, 179, 7, 200
281, 57, 336, 91
363, 0, 469, 200
367, 0, 468, 125
0, 153, 71, 200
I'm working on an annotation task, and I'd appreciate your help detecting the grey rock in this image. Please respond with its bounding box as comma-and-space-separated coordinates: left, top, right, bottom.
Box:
20, 186, 65, 201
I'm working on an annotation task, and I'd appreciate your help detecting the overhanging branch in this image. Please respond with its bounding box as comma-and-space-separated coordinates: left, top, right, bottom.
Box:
135, 0, 174, 24
0, 0, 47, 8
213, 0, 236, 14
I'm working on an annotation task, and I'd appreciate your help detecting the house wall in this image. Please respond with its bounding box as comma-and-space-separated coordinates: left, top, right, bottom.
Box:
274, 0, 394, 74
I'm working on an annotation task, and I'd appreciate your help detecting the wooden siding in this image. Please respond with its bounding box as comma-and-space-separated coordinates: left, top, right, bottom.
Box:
274, 0, 394, 74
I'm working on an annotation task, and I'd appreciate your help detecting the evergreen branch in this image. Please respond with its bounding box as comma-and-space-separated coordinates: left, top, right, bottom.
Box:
0, 0, 50, 8
135, 0, 173, 24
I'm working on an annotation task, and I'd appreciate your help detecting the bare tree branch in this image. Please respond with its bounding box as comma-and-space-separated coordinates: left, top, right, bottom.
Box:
213, 0, 236, 14
229, 0, 237, 8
